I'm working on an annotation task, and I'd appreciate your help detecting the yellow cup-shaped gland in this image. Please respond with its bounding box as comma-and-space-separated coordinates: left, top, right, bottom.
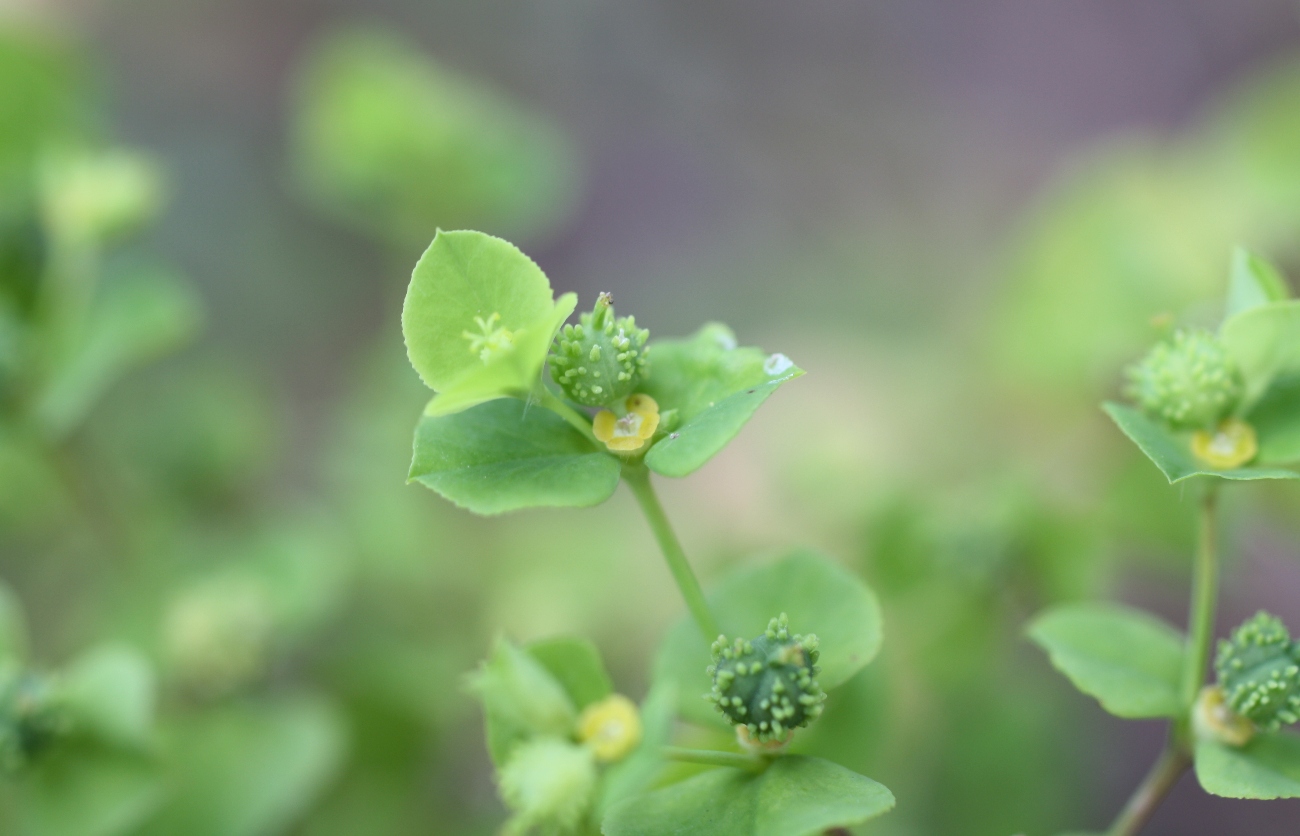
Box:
1194, 685, 1256, 748
593, 394, 660, 453
1191, 417, 1258, 470
576, 694, 642, 762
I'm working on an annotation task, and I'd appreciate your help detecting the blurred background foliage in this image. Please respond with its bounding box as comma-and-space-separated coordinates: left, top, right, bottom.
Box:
2, 2, 1300, 834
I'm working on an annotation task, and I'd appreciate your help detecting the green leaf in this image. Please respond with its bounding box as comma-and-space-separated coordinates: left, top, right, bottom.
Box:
37, 269, 201, 438
1195, 732, 1300, 799
402, 230, 574, 416
1027, 602, 1184, 719
1220, 300, 1300, 409
1251, 376, 1300, 463
0, 581, 27, 662
641, 324, 802, 478
598, 683, 677, 815
1102, 402, 1298, 483
137, 695, 346, 836
654, 550, 882, 726
1226, 247, 1289, 318
601, 755, 894, 836
469, 637, 577, 766
61, 645, 154, 750
527, 636, 613, 710
408, 398, 619, 514
21, 747, 163, 836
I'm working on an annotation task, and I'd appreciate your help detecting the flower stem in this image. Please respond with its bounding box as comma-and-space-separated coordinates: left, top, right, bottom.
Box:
623, 465, 721, 640
1107, 487, 1219, 835
532, 386, 598, 446
663, 747, 765, 771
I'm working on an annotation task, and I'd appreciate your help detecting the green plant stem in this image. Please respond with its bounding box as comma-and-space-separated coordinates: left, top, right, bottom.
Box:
663, 747, 765, 771
1108, 488, 1219, 836
1107, 744, 1190, 836
531, 386, 598, 445
623, 465, 721, 640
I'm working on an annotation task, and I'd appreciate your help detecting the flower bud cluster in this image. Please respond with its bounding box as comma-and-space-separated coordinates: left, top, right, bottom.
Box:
549, 293, 649, 408
706, 613, 825, 743
1215, 611, 1300, 732
1126, 329, 1242, 430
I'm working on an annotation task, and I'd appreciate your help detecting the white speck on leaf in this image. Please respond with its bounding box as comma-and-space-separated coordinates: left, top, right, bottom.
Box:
764, 353, 793, 376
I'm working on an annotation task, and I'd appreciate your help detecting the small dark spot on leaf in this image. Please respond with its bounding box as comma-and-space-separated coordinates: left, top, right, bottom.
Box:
747, 389, 756, 394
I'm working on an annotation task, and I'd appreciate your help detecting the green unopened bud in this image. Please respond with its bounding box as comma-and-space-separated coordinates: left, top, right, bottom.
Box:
0, 662, 70, 772
1214, 612, 1300, 732
498, 737, 596, 835
705, 613, 825, 744
548, 293, 649, 408
164, 577, 273, 697
1126, 328, 1242, 430
466, 638, 576, 741
40, 149, 164, 242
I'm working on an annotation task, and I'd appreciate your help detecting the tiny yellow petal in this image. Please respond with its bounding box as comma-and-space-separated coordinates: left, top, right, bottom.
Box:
593, 395, 661, 453
576, 694, 642, 762
1191, 418, 1258, 470
593, 410, 617, 443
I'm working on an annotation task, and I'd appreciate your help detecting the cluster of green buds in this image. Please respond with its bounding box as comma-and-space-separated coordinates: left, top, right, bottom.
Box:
469, 639, 643, 834
1126, 328, 1243, 431
549, 293, 649, 409
706, 613, 825, 745
0, 662, 69, 773
1213, 611, 1300, 734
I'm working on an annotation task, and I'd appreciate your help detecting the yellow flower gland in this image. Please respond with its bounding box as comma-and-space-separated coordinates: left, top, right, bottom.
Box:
576, 694, 642, 762
1194, 685, 1256, 748
463, 312, 515, 362
593, 394, 660, 453
1191, 418, 1258, 470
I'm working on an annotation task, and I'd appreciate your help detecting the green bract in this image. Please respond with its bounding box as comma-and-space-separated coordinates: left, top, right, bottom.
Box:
402, 230, 576, 418
1106, 248, 1300, 483
1215, 612, 1300, 732
549, 293, 649, 408
499, 737, 597, 836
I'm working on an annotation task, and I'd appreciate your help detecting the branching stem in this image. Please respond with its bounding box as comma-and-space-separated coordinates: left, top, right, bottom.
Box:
663, 747, 765, 771
623, 465, 721, 640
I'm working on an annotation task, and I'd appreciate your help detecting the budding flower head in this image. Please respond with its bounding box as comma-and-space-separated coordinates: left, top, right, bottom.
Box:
593, 394, 660, 453
1214, 611, 1300, 732
705, 613, 826, 743
1126, 328, 1242, 430
0, 663, 70, 773
498, 737, 596, 836
549, 293, 650, 408
576, 693, 642, 763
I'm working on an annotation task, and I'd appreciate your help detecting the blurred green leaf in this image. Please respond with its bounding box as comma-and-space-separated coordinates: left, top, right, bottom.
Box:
526, 637, 612, 711
469, 637, 576, 766
61, 645, 154, 750
1102, 402, 1299, 483
0, 582, 27, 662
1221, 300, 1300, 409
290, 27, 578, 248
598, 683, 677, 816
1194, 732, 1300, 799
1251, 376, 1300, 463
37, 268, 201, 437
409, 398, 619, 515
21, 747, 162, 836
1027, 602, 1184, 719
641, 324, 802, 478
138, 695, 346, 836
1226, 247, 1289, 318
602, 755, 894, 836
654, 550, 882, 726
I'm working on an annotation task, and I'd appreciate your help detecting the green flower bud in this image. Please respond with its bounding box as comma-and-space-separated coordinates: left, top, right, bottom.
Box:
1214, 611, 1300, 732
705, 613, 825, 743
548, 293, 649, 408
498, 737, 596, 835
1126, 328, 1242, 430
466, 638, 576, 741
0, 662, 69, 773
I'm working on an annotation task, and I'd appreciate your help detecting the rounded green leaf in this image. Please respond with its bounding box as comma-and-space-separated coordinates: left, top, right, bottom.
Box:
408, 398, 620, 515
1226, 247, 1289, 319
1027, 602, 1185, 719
526, 636, 613, 711
402, 230, 572, 413
61, 645, 155, 750
641, 324, 802, 478
1220, 299, 1300, 409
1103, 402, 1299, 483
602, 755, 894, 836
1251, 377, 1300, 464
1195, 732, 1300, 800
654, 550, 882, 726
